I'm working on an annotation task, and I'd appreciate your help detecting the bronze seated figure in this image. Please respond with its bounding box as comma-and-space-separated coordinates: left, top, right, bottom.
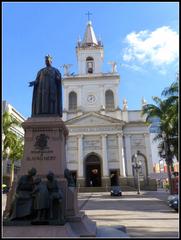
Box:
46, 171, 65, 224
6, 169, 65, 226
9, 168, 37, 221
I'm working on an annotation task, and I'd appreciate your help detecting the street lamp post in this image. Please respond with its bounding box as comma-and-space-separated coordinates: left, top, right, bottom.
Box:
158, 131, 175, 195
132, 151, 142, 195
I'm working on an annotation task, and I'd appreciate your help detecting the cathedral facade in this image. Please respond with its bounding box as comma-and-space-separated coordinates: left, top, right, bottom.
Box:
62, 20, 155, 190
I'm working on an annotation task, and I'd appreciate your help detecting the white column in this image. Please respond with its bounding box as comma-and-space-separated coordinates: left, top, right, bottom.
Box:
125, 135, 132, 176
65, 136, 68, 168
115, 87, 119, 109
78, 134, 83, 177
64, 87, 68, 110
102, 134, 108, 177
117, 133, 126, 177
100, 85, 104, 107
144, 133, 153, 174
78, 87, 82, 109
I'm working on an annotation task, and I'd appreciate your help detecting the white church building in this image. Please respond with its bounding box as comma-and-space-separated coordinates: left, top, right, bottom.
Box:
62, 20, 156, 190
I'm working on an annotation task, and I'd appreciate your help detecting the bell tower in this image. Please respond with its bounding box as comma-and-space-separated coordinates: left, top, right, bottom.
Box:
76, 20, 104, 75
62, 19, 120, 120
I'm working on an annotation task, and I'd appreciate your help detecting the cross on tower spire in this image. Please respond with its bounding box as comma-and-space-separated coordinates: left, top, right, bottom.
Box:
85, 11, 92, 21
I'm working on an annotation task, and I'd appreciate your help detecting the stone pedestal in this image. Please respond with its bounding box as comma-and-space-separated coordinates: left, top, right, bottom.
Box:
3, 224, 77, 237
65, 187, 79, 217
3, 116, 96, 237
20, 117, 68, 177
4, 117, 68, 216
3, 211, 97, 237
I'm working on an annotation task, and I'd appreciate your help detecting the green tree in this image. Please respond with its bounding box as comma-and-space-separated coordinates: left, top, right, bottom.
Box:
3, 111, 21, 156
142, 76, 178, 158
8, 136, 24, 186
142, 96, 171, 136
2, 111, 24, 186
161, 76, 178, 158
142, 76, 178, 194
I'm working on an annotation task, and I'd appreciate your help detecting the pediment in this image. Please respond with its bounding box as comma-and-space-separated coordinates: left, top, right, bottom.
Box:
65, 112, 123, 126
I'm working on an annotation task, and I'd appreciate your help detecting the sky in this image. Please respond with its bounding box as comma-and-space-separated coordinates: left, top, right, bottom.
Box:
2, 2, 179, 119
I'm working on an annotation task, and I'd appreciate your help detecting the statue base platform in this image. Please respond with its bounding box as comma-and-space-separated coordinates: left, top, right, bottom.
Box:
3, 116, 97, 237
3, 223, 77, 237
3, 211, 96, 237
4, 117, 69, 216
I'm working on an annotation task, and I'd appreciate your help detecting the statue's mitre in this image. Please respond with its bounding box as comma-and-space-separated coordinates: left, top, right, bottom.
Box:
45, 54, 53, 60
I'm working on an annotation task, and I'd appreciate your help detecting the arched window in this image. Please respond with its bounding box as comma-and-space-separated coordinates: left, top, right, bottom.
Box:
69, 91, 77, 111
86, 57, 94, 74
105, 90, 114, 109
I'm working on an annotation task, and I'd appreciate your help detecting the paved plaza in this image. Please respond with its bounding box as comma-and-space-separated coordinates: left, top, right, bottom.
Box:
2, 189, 179, 238
78, 190, 179, 238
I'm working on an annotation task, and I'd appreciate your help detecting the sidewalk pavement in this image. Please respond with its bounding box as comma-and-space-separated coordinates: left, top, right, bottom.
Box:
78, 192, 130, 237
96, 225, 130, 237
78, 190, 178, 238
2, 193, 129, 238
3, 190, 176, 238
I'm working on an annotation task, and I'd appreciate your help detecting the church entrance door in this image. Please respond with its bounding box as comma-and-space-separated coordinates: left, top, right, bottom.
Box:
85, 154, 102, 187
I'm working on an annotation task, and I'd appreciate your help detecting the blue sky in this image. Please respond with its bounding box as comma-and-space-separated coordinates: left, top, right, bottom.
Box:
2, 2, 179, 118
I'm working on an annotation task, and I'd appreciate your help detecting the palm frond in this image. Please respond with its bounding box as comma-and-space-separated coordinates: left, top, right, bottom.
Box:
161, 80, 178, 97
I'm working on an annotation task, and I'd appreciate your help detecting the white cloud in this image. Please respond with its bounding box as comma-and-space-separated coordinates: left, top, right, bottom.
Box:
121, 63, 146, 73
122, 26, 179, 72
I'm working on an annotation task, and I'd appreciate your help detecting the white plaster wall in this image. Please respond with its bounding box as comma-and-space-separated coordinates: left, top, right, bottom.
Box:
108, 162, 120, 169
67, 163, 78, 170
128, 111, 143, 122
77, 48, 104, 75
149, 133, 161, 164
63, 76, 119, 114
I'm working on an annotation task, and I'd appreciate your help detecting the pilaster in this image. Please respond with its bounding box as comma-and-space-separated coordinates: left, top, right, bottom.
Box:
78, 134, 84, 177
117, 133, 126, 177
144, 133, 153, 174
124, 134, 132, 176
102, 134, 108, 177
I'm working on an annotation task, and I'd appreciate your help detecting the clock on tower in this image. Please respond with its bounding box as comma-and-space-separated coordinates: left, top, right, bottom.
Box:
87, 94, 96, 104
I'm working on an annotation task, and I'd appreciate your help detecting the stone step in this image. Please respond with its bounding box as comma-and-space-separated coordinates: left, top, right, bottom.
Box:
120, 186, 137, 191
78, 187, 108, 193
78, 186, 137, 192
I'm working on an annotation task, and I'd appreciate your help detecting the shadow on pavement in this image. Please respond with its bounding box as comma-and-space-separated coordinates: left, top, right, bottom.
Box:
127, 226, 179, 238
82, 198, 175, 213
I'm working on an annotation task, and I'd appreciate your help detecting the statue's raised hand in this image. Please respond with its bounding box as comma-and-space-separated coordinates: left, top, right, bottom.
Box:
29, 81, 35, 87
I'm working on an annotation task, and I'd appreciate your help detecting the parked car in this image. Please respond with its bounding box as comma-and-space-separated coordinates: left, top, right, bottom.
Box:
168, 194, 178, 212
2, 184, 9, 194
110, 185, 122, 196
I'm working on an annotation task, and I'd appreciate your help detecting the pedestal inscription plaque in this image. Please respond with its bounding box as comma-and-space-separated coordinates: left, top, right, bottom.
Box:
20, 117, 68, 177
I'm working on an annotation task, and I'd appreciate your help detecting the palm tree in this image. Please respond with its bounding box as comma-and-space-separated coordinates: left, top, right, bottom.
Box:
142, 75, 178, 156
142, 77, 178, 194
162, 74, 178, 97
2, 111, 23, 186
8, 136, 24, 186
142, 96, 172, 135
3, 111, 21, 157
161, 76, 178, 158
142, 98, 173, 195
